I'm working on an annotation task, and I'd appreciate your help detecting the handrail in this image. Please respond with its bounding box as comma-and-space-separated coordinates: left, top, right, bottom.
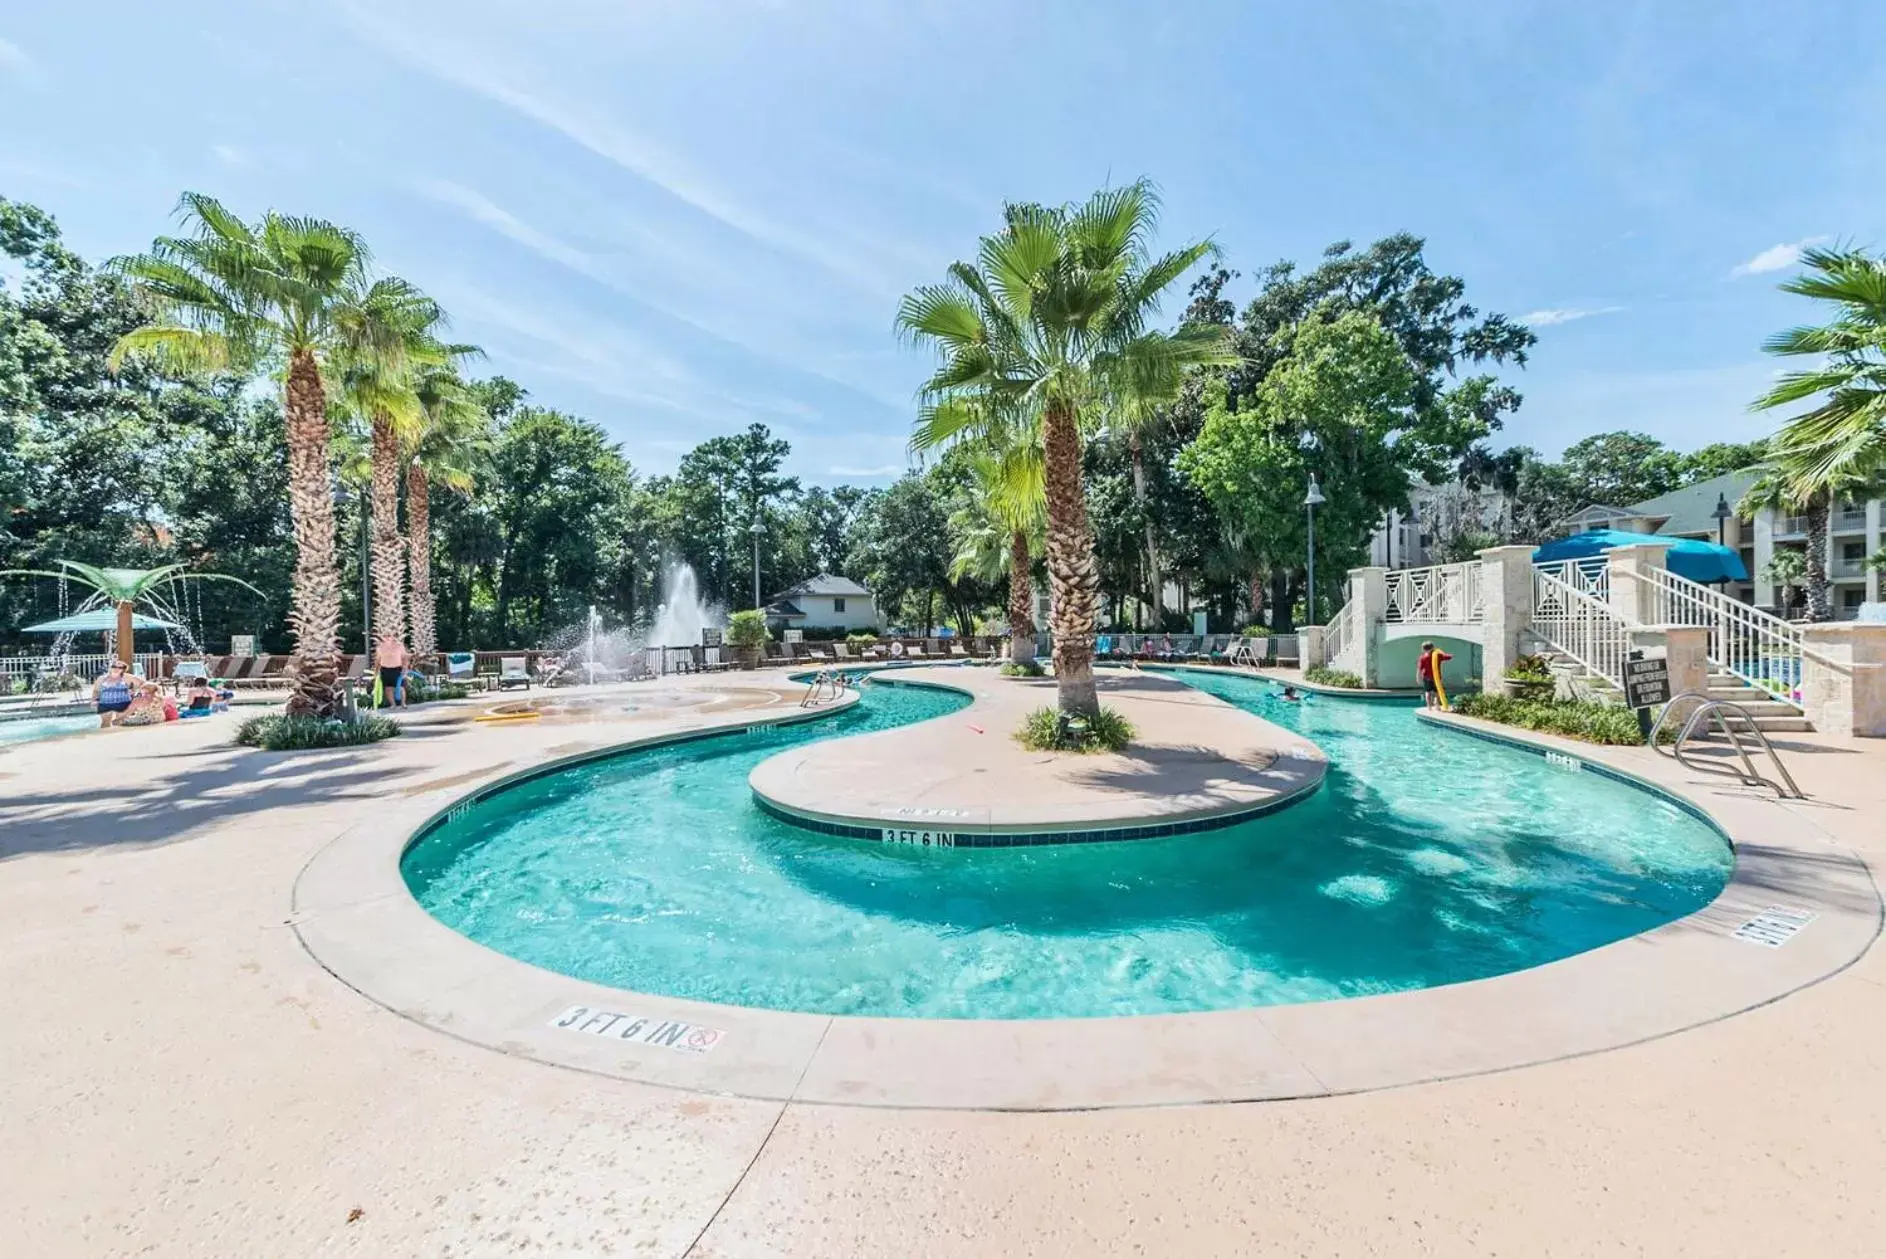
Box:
1529, 564, 1630, 687
1649, 689, 1804, 799
798, 668, 853, 708
1323, 598, 1361, 671
1634, 566, 1842, 712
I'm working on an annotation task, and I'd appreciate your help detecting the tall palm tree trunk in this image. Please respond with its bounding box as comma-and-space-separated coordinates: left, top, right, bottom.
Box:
283, 350, 343, 716
1129, 433, 1162, 626
369, 412, 408, 649
1041, 401, 1100, 716
407, 464, 437, 657
1008, 528, 1036, 665
1804, 493, 1834, 621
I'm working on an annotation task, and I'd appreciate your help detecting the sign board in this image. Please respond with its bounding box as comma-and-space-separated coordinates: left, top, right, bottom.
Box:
230, 634, 256, 657
1623, 655, 1671, 709
1192, 609, 1208, 638
783, 628, 804, 643
700, 627, 722, 647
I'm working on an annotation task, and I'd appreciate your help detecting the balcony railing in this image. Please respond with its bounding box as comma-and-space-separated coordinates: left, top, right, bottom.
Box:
1774, 514, 1810, 537
1833, 508, 1870, 532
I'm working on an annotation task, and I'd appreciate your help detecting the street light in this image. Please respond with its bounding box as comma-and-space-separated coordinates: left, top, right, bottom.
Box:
749, 517, 765, 610
1712, 492, 1733, 546
1304, 474, 1326, 626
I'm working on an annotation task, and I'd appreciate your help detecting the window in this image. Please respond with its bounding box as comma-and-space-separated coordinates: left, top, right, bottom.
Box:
832, 597, 846, 613
1842, 588, 1864, 608
1842, 542, 1866, 562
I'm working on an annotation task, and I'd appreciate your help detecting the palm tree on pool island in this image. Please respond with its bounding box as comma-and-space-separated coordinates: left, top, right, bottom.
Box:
897, 180, 1237, 716
108, 193, 373, 716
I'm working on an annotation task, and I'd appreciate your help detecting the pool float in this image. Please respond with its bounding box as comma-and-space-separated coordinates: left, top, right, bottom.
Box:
1428, 648, 1451, 711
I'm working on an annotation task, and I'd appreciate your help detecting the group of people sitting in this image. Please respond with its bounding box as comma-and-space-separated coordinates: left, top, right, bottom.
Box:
91, 661, 234, 729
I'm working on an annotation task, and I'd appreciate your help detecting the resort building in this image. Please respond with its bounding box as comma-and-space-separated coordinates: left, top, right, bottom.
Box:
761, 573, 881, 633
1368, 480, 1513, 569
1561, 468, 1883, 619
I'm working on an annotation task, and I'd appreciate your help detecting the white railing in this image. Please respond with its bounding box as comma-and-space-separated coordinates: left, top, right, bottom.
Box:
1530, 564, 1630, 687
1, 652, 169, 688
1531, 557, 1610, 604
1639, 568, 1809, 708
1323, 599, 1361, 672
1384, 562, 1484, 623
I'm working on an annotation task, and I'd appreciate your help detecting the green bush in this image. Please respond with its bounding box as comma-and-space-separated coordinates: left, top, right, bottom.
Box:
1014, 704, 1134, 753
235, 713, 401, 750
1450, 693, 1665, 746
999, 659, 1046, 678
1304, 666, 1364, 689
726, 609, 769, 648
1239, 624, 1272, 638
845, 632, 880, 647
405, 678, 473, 704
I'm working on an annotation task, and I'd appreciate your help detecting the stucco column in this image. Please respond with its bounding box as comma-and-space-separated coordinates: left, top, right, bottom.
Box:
1300, 624, 1327, 670
1753, 510, 1777, 608
1799, 624, 1886, 737
1867, 499, 1882, 605
1349, 566, 1388, 684
1477, 545, 1536, 695
1605, 542, 1673, 626
1627, 626, 1709, 725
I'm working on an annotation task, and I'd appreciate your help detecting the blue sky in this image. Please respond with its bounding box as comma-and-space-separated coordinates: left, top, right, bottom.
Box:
4, 1, 1882, 484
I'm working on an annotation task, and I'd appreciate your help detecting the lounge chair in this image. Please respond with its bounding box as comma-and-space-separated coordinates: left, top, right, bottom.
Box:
228, 654, 275, 688
905, 641, 927, 659
832, 642, 854, 662
949, 642, 969, 658
497, 656, 532, 690
444, 652, 478, 690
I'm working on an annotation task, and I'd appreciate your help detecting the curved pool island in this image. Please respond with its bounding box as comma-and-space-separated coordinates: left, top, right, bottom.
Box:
290, 667, 1881, 1111
748, 666, 1326, 845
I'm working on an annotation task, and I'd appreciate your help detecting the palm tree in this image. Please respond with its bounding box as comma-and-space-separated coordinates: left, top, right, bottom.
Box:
897, 181, 1236, 716
331, 280, 457, 653
1751, 245, 1886, 620
108, 194, 376, 716
1106, 337, 1195, 626
946, 446, 1045, 664
405, 365, 489, 657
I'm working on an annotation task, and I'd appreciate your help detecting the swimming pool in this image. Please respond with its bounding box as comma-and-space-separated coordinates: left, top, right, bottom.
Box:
0, 713, 95, 747
403, 672, 1732, 1019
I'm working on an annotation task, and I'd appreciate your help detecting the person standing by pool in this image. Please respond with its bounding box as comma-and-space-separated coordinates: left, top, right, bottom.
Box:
92, 661, 134, 728
1418, 640, 1453, 710
374, 634, 409, 709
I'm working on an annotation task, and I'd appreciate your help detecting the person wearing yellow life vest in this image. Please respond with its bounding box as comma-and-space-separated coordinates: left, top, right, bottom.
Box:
1418, 641, 1453, 710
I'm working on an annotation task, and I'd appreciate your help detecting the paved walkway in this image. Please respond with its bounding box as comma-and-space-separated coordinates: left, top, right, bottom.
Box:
3, 672, 1884, 1257
750, 665, 1324, 836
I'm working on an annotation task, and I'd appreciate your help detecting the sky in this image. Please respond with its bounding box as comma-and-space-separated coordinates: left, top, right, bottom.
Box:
3, 0, 1883, 486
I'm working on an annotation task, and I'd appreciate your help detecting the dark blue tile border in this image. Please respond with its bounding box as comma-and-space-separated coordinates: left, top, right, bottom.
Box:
752, 778, 1322, 849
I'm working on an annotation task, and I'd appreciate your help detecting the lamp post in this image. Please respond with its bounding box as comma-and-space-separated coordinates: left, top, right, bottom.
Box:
1304, 474, 1326, 626
1713, 492, 1733, 547
750, 517, 765, 610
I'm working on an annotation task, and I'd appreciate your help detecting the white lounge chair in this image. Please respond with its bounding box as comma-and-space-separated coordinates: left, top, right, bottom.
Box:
497, 656, 532, 690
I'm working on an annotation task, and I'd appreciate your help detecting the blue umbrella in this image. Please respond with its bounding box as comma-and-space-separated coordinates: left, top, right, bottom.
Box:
1533, 530, 1749, 584
22, 610, 181, 633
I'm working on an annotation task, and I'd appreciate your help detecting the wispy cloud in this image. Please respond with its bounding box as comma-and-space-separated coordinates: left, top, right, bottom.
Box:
1730, 236, 1830, 279
1521, 305, 1624, 327
827, 464, 904, 479
0, 36, 43, 86
338, 4, 905, 296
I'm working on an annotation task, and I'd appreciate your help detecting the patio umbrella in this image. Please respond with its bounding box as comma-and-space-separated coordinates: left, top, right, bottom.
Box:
21, 610, 181, 633
1532, 530, 1749, 584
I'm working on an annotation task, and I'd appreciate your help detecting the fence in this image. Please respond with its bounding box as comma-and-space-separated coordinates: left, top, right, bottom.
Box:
1384, 562, 1484, 623
1639, 567, 1810, 705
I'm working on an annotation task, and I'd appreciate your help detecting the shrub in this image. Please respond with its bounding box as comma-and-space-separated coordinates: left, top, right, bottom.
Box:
726, 609, 769, 648
845, 632, 880, 647
1304, 666, 1364, 689
1450, 693, 1665, 746
1014, 704, 1134, 753
999, 659, 1046, 678
235, 713, 401, 750
1239, 624, 1272, 638
405, 678, 473, 704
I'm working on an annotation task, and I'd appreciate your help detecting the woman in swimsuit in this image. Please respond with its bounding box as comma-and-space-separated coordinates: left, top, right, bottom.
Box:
93, 662, 135, 728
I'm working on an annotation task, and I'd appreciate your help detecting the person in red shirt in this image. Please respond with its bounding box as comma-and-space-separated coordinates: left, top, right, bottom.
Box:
1417, 640, 1453, 709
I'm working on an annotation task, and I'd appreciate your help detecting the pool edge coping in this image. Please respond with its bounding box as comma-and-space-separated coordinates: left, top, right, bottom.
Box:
288, 672, 1884, 1113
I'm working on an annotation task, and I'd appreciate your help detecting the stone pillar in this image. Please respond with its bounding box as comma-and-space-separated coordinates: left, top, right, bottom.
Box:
1477, 545, 1537, 695
1349, 566, 1389, 685
1799, 624, 1886, 737
1628, 626, 1709, 725
1867, 499, 1882, 606
1300, 625, 1327, 671
1752, 510, 1777, 608
1605, 542, 1673, 627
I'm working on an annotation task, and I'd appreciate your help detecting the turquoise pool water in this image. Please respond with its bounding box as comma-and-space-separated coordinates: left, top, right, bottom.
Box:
404, 672, 1733, 1019
0, 714, 94, 747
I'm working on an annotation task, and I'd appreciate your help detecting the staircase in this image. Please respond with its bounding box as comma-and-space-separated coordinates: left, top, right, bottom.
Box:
1700, 668, 1813, 733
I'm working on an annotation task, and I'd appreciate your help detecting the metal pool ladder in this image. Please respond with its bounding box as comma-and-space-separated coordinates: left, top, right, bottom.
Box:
799, 669, 851, 708
1648, 690, 1805, 800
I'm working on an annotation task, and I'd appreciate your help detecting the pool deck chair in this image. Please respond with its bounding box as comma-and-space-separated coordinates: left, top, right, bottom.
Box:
905, 641, 927, 659
949, 642, 969, 658
497, 656, 532, 690
445, 652, 477, 689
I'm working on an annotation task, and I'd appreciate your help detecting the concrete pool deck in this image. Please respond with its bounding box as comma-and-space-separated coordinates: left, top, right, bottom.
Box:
4, 667, 1886, 1256
749, 664, 1325, 841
